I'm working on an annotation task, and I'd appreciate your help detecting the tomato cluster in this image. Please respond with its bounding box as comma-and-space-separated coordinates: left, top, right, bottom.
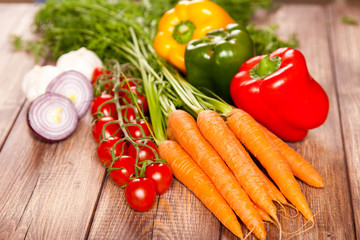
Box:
90, 67, 173, 212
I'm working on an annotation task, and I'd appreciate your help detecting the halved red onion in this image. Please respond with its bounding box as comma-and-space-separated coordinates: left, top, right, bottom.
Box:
46, 70, 93, 118
27, 93, 79, 142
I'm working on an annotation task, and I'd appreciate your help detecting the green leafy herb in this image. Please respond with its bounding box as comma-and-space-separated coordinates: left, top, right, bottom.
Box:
213, 0, 273, 23
342, 16, 358, 25
12, 0, 297, 62
246, 24, 298, 55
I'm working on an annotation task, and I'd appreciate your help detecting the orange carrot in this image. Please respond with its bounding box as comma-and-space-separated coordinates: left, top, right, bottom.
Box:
168, 110, 266, 240
227, 108, 313, 221
159, 140, 244, 239
260, 125, 324, 188
166, 125, 176, 141
253, 204, 274, 224
197, 110, 279, 223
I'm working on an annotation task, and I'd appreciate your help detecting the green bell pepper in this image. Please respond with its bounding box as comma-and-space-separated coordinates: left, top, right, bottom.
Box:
184, 23, 255, 102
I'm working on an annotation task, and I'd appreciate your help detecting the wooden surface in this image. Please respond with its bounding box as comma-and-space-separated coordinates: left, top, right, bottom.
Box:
0, 3, 359, 240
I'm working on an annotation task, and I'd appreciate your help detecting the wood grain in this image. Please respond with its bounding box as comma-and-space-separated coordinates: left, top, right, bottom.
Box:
328, 3, 360, 239
0, 102, 105, 239
0, 4, 40, 149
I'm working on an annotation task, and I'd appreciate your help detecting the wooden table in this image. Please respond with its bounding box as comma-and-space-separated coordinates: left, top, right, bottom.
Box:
0, 3, 359, 240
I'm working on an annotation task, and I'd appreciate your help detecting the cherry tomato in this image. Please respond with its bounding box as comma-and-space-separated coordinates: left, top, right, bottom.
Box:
91, 94, 118, 119
92, 67, 113, 92
97, 137, 127, 167
92, 117, 122, 143
124, 177, 156, 211
109, 155, 136, 187
121, 106, 137, 123
118, 83, 148, 115
92, 67, 105, 84
145, 163, 173, 195
125, 120, 152, 140
128, 140, 158, 162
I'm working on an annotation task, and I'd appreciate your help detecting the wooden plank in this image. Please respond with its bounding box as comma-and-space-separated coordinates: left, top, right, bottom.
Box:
224, 4, 354, 239
0, 102, 105, 239
0, 4, 106, 237
327, 3, 360, 239
0, 108, 105, 239
0, 4, 40, 149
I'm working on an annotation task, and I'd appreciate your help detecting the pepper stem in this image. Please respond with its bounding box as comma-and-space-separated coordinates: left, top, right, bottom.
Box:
172, 21, 196, 44
250, 55, 282, 79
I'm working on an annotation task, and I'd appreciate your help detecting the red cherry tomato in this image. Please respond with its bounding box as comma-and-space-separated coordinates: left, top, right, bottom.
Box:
92, 67, 113, 92
91, 67, 105, 84
97, 137, 127, 167
125, 120, 152, 140
124, 177, 156, 211
91, 94, 118, 119
119, 84, 148, 115
121, 106, 137, 123
145, 163, 173, 195
92, 117, 122, 143
109, 155, 136, 187
128, 140, 158, 162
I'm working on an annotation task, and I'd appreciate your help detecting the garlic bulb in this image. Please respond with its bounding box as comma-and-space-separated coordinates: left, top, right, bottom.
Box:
56, 47, 103, 81
22, 65, 62, 101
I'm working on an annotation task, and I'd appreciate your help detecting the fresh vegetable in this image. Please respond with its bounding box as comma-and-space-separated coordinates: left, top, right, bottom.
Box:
128, 139, 159, 162
56, 47, 103, 81
109, 155, 136, 187
118, 82, 148, 115
230, 48, 329, 142
145, 163, 173, 194
89, 61, 173, 213
97, 136, 127, 167
253, 204, 273, 223
159, 140, 243, 239
22, 65, 62, 101
260, 125, 324, 188
16, 0, 316, 236
120, 106, 137, 123
46, 70, 93, 118
124, 120, 152, 140
92, 116, 122, 143
185, 23, 254, 102
91, 67, 111, 85
153, 0, 235, 72
124, 177, 156, 212
168, 122, 284, 205
168, 109, 266, 240
91, 94, 118, 119
197, 110, 279, 223
227, 108, 313, 221
27, 93, 78, 142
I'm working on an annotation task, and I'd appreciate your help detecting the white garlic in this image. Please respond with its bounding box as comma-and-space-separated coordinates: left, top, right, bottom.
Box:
22, 65, 62, 101
56, 47, 103, 81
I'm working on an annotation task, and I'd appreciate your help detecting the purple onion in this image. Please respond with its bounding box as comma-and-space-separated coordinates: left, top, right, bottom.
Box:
27, 93, 79, 142
47, 70, 93, 118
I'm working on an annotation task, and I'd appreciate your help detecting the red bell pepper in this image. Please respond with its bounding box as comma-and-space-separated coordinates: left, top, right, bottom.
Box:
230, 48, 329, 142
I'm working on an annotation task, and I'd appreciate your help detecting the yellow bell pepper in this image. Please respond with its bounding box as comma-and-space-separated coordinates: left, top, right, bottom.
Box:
153, 0, 235, 73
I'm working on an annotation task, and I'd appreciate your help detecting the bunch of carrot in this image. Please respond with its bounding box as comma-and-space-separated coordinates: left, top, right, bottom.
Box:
113, 28, 323, 239
160, 108, 323, 239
